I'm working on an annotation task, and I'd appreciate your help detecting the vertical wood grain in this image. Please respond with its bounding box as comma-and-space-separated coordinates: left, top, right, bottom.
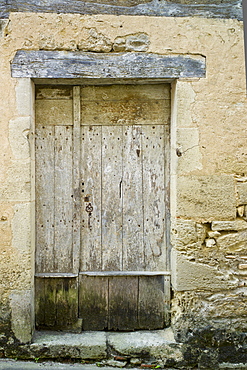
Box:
79, 275, 108, 330
56, 277, 78, 328
102, 126, 123, 271
80, 125, 102, 271
35, 125, 55, 273
142, 125, 166, 271
122, 125, 144, 270
138, 276, 165, 329
108, 276, 138, 330
72, 86, 81, 273
44, 278, 57, 327
54, 125, 73, 272
35, 277, 45, 328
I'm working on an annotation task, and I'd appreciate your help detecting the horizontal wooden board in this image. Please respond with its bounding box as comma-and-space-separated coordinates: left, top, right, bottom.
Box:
12, 51, 206, 80
36, 100, 73, 125
81, 100, 170, 126
80, 84, 170, 101
78, 275, 169, 330
79, 271, 170, 276
36, 86, 72, 100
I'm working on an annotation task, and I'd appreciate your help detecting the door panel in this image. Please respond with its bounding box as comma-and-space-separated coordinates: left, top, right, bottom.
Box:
79, 275, 108, 331
80, 84, 170, 126
35, 276, 79, 330
35, 84, 171, 331
54, 125, 73, 272
35, 125, 55, 273
122, 125, 144, 271
80, 125, 102, 272
101, 126, 123, 271
108, 276, 138, 331
142, 125, 166, 271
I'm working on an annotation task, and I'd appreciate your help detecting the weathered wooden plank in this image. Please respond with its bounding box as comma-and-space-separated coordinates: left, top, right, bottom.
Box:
102, 126, 123, 271
80, 100, 170, 126
122, 125, 144, 270
36, 272, 78, 278
35, 125, 55, 273
138, 276, 165, 329
143, 125, 166, 271
36, 277, 79, 330
56, 277, 79, 329
163, 274, 171, 327
79, 271, 170, 276
80, 84, 171, 101
80, 125, 102, 271
36, 100, 73, 126
1, 1, 242, 20
44, 278, 57, 328
35, 278, 46, 328
80, 83, 170, 127
36, 86, 72, 100
79, 275, 108, 330
108, 276, 138, 330
11, 51, 206, 80
54, 125, 73, 272
72, 86, 81, 273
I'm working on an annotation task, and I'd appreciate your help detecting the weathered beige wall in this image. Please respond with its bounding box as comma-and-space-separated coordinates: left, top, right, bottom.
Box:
0, 12, 246, 346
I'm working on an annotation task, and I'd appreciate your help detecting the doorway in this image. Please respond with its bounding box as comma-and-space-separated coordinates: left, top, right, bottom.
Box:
35, 83, 171, 331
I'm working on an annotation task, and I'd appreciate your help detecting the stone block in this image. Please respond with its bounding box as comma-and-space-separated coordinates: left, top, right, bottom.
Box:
9, 117, 31, 160
205, 238, 216, 248
104, 359, 127, 367
237, 182, 247, 205
108, 329, 183, 363
216, 230, 247, 252
171, 250, 238, 291
212, 220, 247, 231
201, 288, 247, 319
0, 161, 31, 201
177, 127, 202, 173
177, 175, 236, 221
15, 78, 33, 117
113, 33, 149, 52
171, 219, 197, 247
238, 264, 247, 270
176, 81, 196, 128
78, 28, 112, 52
12, 203, 31, 253
0, 204, 14, 246
10, 290, 34, 343
31, 331, 107, 359
208, 231, 221, 238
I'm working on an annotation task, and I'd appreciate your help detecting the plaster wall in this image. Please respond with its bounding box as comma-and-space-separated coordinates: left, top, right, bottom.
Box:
0, 10, 246, 365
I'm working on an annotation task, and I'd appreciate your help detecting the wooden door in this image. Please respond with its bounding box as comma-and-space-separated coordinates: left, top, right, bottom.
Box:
35, 84, 171, 331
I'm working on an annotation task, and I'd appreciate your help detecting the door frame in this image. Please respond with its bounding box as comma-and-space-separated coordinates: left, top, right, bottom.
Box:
11, 50, 206, 340
11, 77, 176, 339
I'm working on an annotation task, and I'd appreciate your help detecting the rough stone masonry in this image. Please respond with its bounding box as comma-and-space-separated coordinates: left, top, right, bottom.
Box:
0, 0, 247, 368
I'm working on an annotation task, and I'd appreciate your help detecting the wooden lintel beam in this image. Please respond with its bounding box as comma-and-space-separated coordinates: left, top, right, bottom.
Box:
11, 50, 206, 80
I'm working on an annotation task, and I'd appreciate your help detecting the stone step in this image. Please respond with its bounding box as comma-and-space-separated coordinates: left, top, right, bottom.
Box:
5, 328, 184, 368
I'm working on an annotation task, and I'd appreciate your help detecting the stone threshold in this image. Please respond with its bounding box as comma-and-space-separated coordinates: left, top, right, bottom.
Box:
5, 329, 184, 368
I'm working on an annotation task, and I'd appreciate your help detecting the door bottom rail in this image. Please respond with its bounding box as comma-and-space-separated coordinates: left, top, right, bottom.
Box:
35, 271, 171, 278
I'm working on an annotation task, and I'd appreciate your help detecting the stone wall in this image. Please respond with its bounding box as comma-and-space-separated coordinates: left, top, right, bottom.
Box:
0, 5, 246, 367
